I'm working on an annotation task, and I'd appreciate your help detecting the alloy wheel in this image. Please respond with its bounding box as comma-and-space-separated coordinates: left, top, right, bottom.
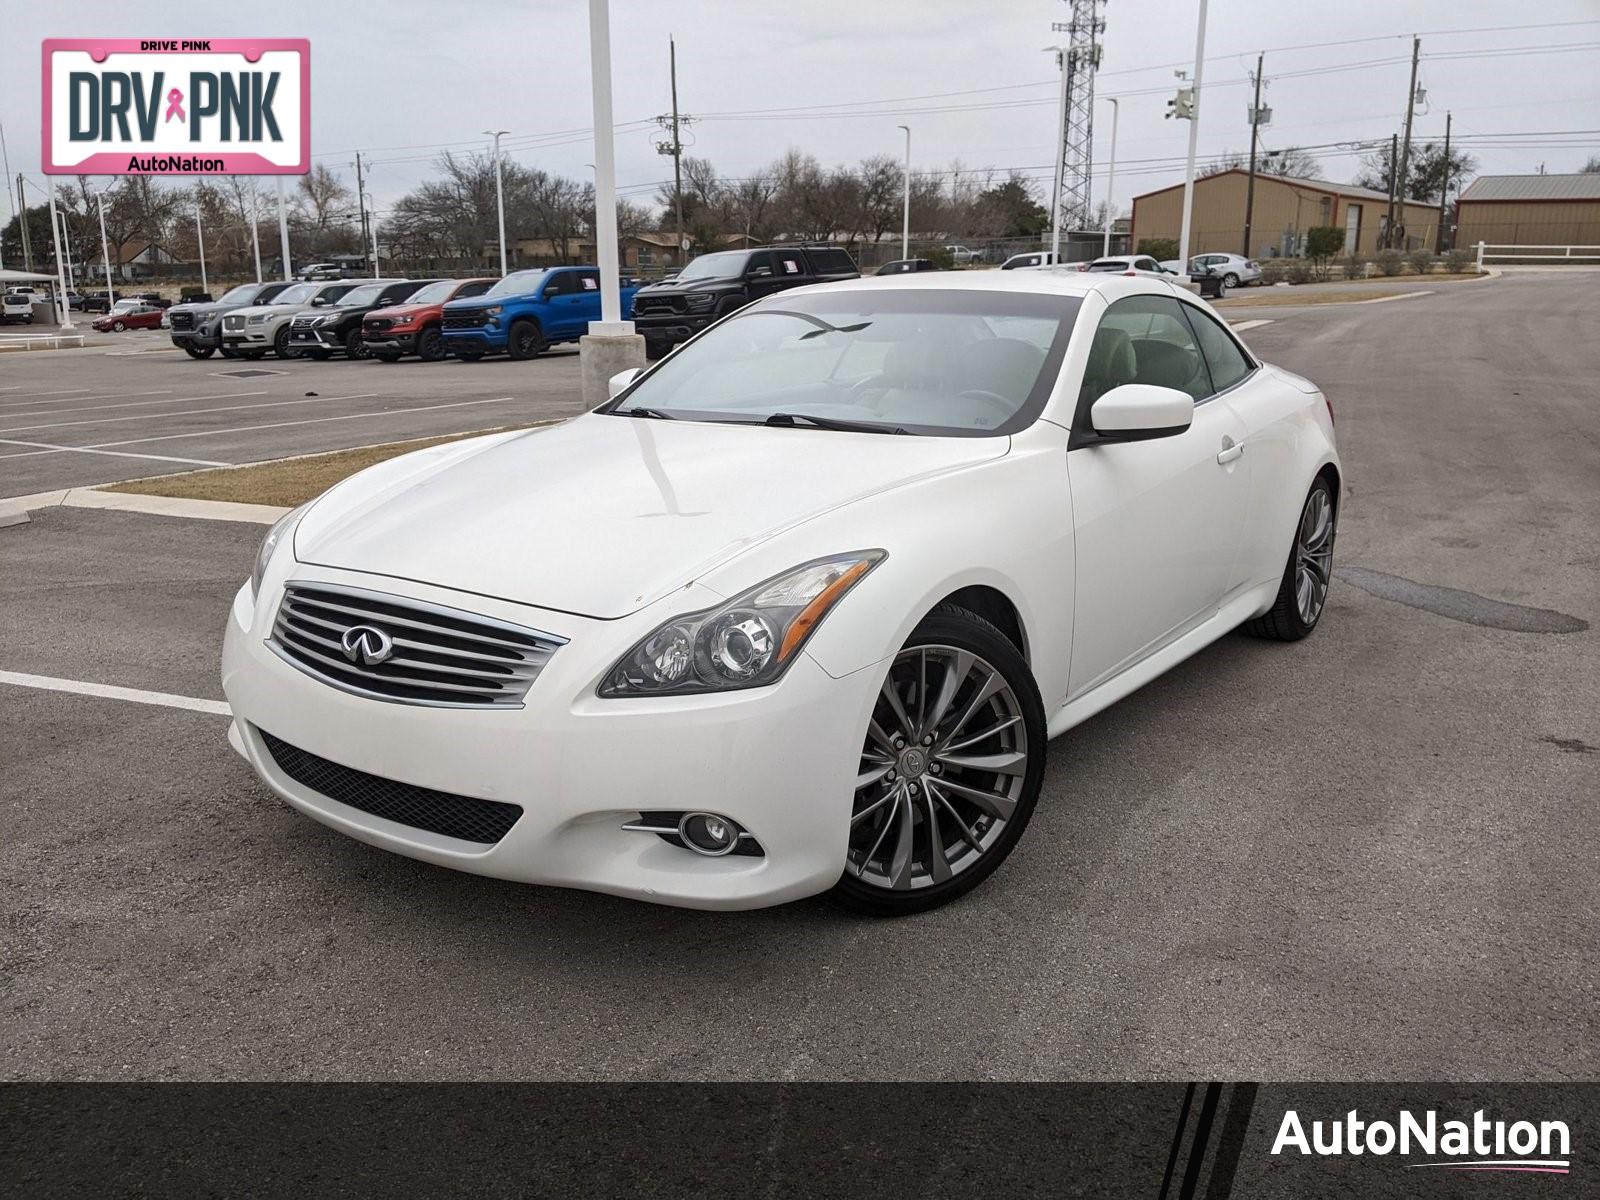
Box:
848, 645, 1029, 891
1295, 486, 1335, 624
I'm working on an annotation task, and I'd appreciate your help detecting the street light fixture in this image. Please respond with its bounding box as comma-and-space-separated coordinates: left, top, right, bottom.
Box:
484, 129, 510, 277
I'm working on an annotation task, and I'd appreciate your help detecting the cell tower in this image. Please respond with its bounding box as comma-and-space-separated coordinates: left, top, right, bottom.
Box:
1051, 0, 1106, 232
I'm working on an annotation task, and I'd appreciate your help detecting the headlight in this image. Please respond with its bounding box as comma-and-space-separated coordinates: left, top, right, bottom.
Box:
250, 503, 310, 597
599, 551, 885, 697
389, 315, 415, 327
247, 313, 269, 324
313, 314, 338, 326
481, 305, 502, 317
685, 292, 715, 311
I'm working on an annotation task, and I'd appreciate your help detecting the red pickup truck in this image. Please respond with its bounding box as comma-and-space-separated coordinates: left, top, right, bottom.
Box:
361, 277, 496, 361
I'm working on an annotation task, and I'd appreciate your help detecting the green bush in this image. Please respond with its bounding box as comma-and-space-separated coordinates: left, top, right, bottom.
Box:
1373, 248, 1405, 276
1285, 259, 1314, 285
179, 286, 207, 300
1444, 247, 1474, 273
1259, 258, 1290, 284
922, 245, 956, 270
1341, 252, 1366, 280
1136, 238, 1179, 262
1406, 248, 1436, 275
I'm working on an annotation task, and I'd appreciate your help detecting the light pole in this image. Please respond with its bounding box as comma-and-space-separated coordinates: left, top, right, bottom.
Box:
1047, 46, 1068, 263
42, 181, 73, 328
1176, 0, 1209, 279
249, 189, 262, 284
897, 125, 911, 261
57, 206, 75, 292
275, 176, 292, 281
1102, 97, 1120, 258
95, 189, 115, 307
484, 129, 509, 276
0, 119, 10, 269
194, 191, 208, 295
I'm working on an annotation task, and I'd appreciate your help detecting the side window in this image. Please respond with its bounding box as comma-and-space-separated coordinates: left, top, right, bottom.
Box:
576, 270, 600, 292
1076, 294, 1214, 417
1179, 303, 1254, 394
775, 252, 805, 277
543, 273, 574, 296
456, 280, 493, 298
744, 252, 774, 277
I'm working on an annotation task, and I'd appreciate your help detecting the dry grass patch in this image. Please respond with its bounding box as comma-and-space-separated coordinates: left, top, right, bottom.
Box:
102, 423, 549, 508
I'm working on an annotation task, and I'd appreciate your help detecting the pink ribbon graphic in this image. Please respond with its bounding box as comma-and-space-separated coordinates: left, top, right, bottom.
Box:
164, 88, 185, 123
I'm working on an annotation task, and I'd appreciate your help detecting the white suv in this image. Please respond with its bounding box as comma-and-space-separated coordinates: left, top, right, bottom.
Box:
2, 292, 36, 324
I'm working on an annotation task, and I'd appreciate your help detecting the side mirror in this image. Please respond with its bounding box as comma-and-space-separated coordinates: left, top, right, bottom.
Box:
1089, 383, 1194, 441
607, 367, 644, 399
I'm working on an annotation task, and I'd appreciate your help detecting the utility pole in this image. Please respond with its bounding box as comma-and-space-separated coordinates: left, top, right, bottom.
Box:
654, 38, 693, 266
1392, 35, 1421, 250
1048, 46, 1068, 263
1436, 111, 1452, 253
1176, 0, 1209, 277
18, 174, 33, 271
353, 152, 369, 266
1383, 134, 1398, 249
1243, 52, 1264, 257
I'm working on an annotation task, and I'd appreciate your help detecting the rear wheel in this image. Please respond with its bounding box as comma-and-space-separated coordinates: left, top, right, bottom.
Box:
182, 344, 214, 359
506, 319, 547, 360
416, 326, 445, 361
831, 604, 1047, 916
1244, 477, 1337, 641
1223, 271, 1241, 288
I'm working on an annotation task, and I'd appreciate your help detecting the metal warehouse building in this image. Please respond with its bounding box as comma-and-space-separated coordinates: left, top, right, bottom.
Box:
1454, 174, 1600, 250
1130, 169, 1439, 258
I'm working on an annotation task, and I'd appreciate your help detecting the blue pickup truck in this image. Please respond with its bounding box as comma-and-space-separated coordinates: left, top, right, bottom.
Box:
440, 265, 638, 361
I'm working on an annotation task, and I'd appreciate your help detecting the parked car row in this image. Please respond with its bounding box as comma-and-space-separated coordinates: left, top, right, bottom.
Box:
164, 244, 865, 365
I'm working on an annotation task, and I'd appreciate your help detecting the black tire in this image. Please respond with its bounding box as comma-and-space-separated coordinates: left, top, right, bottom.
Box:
1223, 272, 1240, 289
219, 347, 239, 359
1243, 476, 1338, 642
344, 327, 370, 360
182, 344, 214, 359
506, 319, 547, 361
644, 340, 670, 362
830, 603, 1047, 917
272, 326, 294, 358
112, 320, 127, 332
416, 326, 445, 362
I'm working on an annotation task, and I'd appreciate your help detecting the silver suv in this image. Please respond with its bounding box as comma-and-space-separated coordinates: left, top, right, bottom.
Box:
220, 279, 377, 359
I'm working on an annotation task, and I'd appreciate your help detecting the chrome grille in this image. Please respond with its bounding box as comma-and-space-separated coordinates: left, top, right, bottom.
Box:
269, 582, 565, 709
223, 314, 245, 331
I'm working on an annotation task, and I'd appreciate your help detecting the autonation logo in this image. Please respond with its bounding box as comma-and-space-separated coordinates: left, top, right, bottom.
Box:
1272, 1108, 1572, 1175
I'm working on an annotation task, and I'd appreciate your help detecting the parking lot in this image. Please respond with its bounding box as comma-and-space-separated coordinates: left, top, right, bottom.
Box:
0, 340, 585, 497
3, 270, 1597, 1082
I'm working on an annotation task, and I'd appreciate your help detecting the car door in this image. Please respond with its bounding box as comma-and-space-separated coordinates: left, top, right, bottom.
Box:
539, 272, 584, 337
1064, 293, 1254, 697
743, 252, 786, 300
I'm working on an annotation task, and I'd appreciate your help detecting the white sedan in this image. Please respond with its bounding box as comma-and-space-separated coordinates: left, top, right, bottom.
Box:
224, 271, 1340, 915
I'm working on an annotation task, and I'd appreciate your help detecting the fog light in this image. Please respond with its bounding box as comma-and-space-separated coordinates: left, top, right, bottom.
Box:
679, 812, 739, 856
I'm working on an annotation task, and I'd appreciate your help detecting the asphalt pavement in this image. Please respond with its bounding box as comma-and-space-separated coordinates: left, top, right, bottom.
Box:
2, 269, 1596, 1082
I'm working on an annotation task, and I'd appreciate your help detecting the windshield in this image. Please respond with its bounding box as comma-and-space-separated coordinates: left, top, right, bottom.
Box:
405, 280, 457, 305
272, 283, 317, 305
337, 284, 385, 307
675, 252, 747, 282
218, 284, 256, 304
1084, 260, 1131, 272
609, 289, 1080, 436
484, 270, 547, 298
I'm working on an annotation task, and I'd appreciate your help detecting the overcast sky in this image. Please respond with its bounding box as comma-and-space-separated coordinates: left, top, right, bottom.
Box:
4, 0, 1597, 222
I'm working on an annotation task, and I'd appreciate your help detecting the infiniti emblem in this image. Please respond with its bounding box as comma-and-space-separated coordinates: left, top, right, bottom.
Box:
341, 624, 394, 667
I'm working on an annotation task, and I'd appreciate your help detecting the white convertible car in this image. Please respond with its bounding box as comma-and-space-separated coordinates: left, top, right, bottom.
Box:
223, 271, 1339, 915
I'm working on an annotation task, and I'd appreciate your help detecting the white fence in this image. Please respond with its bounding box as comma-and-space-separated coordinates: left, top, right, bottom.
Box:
1475, 242, 1600, 267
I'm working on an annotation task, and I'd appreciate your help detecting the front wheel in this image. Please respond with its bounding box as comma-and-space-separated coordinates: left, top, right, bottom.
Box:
1244, 477, 1337, 641
219, 347, 239, 359
416, 326, 445, 361
506, 319, 546, 360
1223, 272, 1240, 288
182, 344, 214, 359
112, 320, 127, 331
272, 327, 294, 358
344, 328, 369, 360
831, 604, 1047, 916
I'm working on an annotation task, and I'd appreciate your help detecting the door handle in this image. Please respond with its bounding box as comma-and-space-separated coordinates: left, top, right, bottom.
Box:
1216, 439, 1245, 465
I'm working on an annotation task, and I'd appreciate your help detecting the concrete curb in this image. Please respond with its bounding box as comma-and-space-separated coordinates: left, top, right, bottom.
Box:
0, 487, 287, 526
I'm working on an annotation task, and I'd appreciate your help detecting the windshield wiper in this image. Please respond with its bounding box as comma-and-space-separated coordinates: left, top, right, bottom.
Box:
619, 405, 676, 420
763, 412, 906, 435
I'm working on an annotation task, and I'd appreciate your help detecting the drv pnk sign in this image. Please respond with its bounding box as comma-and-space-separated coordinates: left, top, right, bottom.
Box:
42, 38, 309, 175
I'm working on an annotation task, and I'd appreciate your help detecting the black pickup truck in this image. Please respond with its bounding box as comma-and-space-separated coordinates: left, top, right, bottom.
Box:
630, 245, 858, 358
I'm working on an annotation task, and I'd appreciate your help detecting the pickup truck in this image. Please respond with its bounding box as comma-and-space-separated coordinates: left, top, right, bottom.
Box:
440, 266, 638, 361
169, 281, 294, 359
362, 277, 496, 361
630, 244, 858, 358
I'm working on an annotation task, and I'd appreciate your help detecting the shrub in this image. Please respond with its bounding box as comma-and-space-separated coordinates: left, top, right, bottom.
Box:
1341, 252, 1366, 280
1373, 248, 1405, 276
1304, 226, 1345, 282
1444, 247, 1474, 274
1137, 237, 1179, 262
1259, 258, 1291, 285
1284, 259, 1314, 285
179, 286, 207, 300
922, 245, 956, 270
1406, 248, 1436, 275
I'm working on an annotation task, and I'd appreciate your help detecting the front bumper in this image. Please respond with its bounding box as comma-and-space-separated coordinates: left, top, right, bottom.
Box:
441, 330, 502, 355
171, 329, 220, 351
362, 330, 418, 355
221, 325, 274, 348
289, 326, 342, 351
222, 565, 876, 909
633, 312, 713, 347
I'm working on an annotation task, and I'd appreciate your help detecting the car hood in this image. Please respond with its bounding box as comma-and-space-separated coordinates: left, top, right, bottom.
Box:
296, 415, 1007, 619
230, 302, 317, 319
368, 302, 434, 320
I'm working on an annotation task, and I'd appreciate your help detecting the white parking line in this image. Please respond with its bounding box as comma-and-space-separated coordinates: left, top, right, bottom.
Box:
0, 391, 360, 435
84, 395, 522, 450
0, 670, 231, 716
0, 389, 177, 411
1230, 319, 1275, 332
0, 439, 231, 466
